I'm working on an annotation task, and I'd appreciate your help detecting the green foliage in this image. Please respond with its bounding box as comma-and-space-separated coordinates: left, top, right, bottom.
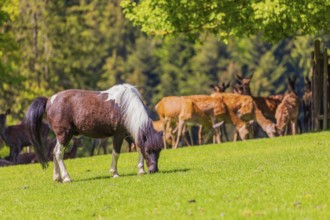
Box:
0, 0, 323, 122
0, 132, 329, 219
122, 0, 330, 42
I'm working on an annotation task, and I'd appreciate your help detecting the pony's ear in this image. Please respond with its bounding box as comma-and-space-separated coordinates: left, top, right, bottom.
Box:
5, 109, 10, 115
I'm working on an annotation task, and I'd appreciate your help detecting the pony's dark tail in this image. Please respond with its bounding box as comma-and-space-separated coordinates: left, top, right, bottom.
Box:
25, 97, 49, 168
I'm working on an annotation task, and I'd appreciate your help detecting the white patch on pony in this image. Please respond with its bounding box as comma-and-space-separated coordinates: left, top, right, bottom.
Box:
101, 84, 149, 142
50, 94, 58, 105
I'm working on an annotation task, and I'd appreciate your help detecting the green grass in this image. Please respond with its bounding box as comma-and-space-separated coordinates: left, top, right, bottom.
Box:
0, 132, 329, 219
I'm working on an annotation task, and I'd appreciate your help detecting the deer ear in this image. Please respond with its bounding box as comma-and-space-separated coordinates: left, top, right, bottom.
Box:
235, 74, 243, 81
209, 84, 217, 92
225, 82, 230, 89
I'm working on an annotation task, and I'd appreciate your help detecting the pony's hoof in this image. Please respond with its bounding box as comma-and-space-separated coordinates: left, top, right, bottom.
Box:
138, 169, 146, 175
62, 176, 71, 183
113, 174, 120, 178
62, 178, 71, 183
53, 175, 62, 182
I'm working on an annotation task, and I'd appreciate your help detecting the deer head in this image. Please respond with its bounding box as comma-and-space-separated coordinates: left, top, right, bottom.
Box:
304, 76, 312, 93
210, 82, 230, 93
219, 82, 230, 92
0, 109, 10, 131
287, 76, 297, 94
209, 84, 221, 93
235, 73, 253, 86
232, 84, 243, 94
235, 73, 253, 96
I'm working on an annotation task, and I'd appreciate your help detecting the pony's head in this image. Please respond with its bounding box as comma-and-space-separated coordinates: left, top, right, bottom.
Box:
138, 121, 163, 173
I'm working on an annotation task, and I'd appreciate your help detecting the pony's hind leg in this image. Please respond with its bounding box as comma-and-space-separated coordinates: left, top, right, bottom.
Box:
109, 135, 124, 178
53, 139, 71, 183
53, 156, 62, 182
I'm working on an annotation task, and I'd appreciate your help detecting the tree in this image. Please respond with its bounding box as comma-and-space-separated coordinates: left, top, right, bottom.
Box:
121, 0, 330, 42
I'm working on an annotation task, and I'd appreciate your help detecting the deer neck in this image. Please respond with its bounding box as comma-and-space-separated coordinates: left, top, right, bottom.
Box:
243, 86, 252, 96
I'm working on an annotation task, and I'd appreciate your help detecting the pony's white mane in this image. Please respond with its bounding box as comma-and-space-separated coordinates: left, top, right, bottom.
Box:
101, 84, 149, 141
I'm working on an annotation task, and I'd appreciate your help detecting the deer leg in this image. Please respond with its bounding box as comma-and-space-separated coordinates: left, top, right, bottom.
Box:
109, 135, 124, 178
233, 132, 239, 142
237, 125, 249, 140
182, 125, 192, 146
221, 124, 229, 142
137, 147, 146, 175
174, 120, 185, 148
291, 120, 297, 135
163, 118, 169, 149
198, 125, 203, 145
211, 118, 222, 144
188, 126, 194, 146
53, 139, 71, 183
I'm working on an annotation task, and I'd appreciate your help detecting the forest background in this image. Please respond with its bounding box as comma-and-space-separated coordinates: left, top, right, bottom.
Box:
0, 0, 329, 125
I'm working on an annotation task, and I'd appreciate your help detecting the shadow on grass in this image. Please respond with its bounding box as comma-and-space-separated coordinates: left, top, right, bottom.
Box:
159, 168, 190, 174
74, 168, 190, 182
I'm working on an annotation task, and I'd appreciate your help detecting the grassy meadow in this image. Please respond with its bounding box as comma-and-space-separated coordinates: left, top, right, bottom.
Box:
0, 131, 329, 219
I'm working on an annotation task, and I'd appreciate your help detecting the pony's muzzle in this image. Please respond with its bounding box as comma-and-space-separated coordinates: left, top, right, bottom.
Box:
148, 167, 159, 174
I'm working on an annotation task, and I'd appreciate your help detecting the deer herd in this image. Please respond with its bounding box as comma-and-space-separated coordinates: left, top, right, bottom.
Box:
0, 74, 312, 167
155, 74, 310, 149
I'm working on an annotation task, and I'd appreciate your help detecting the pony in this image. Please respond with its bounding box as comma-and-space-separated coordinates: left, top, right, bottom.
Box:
25, 84, 163, 183
0, 109, 50, 162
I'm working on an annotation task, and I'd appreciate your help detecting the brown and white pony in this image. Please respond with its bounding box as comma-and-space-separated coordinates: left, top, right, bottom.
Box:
25, 84, 163, 183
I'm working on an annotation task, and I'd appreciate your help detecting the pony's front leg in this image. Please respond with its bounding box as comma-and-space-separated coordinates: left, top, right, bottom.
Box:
109, 135, 124, 178
53, 139, 71, 183
137, 148, 146, 175
109, 151, 120, 178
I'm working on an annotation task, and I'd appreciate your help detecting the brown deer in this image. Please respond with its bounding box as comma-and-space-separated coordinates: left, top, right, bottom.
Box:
174, 95, 229, 148
235, 73, 283, 121
16, 152, 38, 164
155, 96, 193, 149
0, 159, 14, 167
209, 82, 230, 142
302, 76, 312, 132
0, 109, 50, 162
15, 136, 84, 165
275, 77, 299, 136
211, 92, 277, 139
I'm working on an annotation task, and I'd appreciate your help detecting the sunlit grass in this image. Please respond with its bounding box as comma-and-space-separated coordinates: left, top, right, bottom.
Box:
0, 131, 329, 219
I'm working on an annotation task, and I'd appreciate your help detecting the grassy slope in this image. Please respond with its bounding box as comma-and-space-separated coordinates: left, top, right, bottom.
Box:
0, 132, 329, 219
